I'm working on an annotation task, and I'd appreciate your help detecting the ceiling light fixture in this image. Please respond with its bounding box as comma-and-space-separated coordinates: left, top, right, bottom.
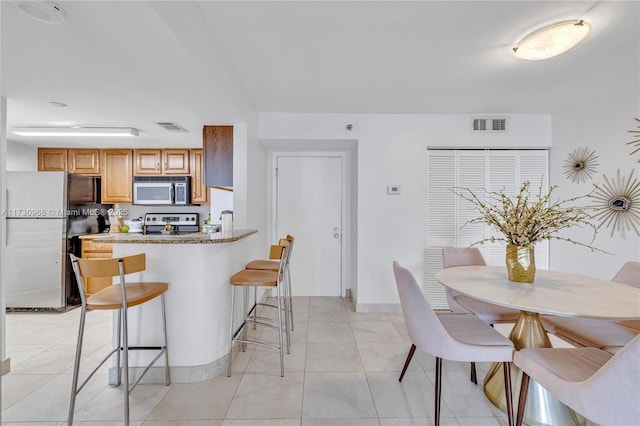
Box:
11, 127, 139, 137
7, 1, 67, 24
513, 20, 591, 60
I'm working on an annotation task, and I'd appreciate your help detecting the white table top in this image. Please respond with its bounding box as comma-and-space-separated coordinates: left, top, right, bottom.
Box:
435, 266, 640, 319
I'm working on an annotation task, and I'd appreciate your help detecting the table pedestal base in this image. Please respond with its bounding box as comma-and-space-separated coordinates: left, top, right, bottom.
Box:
483, 311, 586, 426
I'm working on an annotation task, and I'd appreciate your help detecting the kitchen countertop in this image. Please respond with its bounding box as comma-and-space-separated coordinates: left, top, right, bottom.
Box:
94, 229, 257, 244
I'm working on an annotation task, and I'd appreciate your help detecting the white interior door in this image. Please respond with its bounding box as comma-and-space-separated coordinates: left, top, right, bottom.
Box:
275, 155, 343, 296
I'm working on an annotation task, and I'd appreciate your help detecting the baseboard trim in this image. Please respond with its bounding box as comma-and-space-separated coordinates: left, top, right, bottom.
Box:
2, 357, 10, 375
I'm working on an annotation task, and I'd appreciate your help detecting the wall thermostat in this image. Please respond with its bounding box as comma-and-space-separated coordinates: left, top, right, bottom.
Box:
387, 185, 400, 194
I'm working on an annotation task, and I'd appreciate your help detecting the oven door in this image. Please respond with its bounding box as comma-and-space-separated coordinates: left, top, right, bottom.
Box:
133, 182, 174, 205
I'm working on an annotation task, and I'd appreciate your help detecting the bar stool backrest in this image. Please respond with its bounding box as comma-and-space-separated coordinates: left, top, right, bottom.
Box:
70, 253, 146, 306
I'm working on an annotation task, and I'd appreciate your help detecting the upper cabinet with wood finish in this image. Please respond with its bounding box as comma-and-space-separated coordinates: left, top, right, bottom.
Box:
190, 149, 208, 204
68, 149, 100, 175
134, 148, 190, 175
203, 125, 233, 188
38, 148, 67, 171
101, 149, 133, 203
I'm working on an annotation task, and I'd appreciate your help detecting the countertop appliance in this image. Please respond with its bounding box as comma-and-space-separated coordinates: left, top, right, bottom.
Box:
5, 171, 113, 311
143, 212, 199, 235
133, 176, 190, 205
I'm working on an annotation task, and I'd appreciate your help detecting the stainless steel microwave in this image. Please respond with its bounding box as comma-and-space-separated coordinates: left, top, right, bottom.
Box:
132, 176, 190, 205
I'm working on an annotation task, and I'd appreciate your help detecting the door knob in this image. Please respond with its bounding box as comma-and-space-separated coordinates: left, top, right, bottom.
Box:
334, 233, 340, 239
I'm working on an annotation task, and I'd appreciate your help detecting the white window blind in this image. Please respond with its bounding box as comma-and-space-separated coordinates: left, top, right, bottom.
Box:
426, 149, 549, 309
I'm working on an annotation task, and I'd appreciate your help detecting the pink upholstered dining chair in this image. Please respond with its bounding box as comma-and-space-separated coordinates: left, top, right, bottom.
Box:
393, 261, 515, 426
540, 261, 640, 354
514, 333, 640, 426
399, 247, 520, 384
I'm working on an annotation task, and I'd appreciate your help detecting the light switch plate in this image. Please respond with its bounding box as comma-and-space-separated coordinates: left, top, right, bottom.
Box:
387, 185, 400, 194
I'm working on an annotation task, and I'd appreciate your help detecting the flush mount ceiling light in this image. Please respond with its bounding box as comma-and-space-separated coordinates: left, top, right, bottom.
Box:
7, 1, 67, 24
11, 127, 139, 137
513, 20, 591, 60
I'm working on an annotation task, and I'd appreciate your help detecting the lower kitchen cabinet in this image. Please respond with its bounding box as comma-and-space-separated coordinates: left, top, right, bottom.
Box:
81, 237, 113, 296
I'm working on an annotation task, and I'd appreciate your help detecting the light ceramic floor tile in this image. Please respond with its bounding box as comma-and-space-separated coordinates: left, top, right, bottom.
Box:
302, 372, 377, 419
356, 342, 415, 372
222, 420, 301, 426
425, 369, 505, 419
245, 341, 307, 373
305, 342, 364, 372
2, 372, 108, 423
302, 419, 381, 426
225, 372, 304, 419
351, 321, 403, 343
1, 372, 58, 409
147, 375, 242, 420
307, 322, 355, 342
366, 371, 454, 419
144, 421, 222, 426
379, 418, 460, 426
308, 298, 349, 322
2, 297, 566, 426
73, 382, 172, 422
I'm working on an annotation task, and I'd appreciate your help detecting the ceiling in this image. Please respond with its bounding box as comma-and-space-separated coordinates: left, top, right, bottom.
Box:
2, 1, 638, 148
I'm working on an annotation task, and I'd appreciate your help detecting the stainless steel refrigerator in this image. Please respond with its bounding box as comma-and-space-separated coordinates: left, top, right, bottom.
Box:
5, 171, 111, 310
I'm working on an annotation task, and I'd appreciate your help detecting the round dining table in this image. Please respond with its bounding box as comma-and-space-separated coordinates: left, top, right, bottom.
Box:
435, 265, 640, 426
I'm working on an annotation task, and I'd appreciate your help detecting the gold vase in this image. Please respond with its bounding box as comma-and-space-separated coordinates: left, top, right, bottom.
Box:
506, 244, 536, 283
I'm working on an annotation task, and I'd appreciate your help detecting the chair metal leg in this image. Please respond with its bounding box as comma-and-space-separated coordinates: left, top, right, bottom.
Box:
160, 294, 171, 385
121, 307, 130, 426
434, 357, 443, 426
115, 308, 122, 387
503, 362, 514, 426
516, 373, 531, 426
276, 282, 285, 377
287, 266, 294, 331
242, 287, 248, 352
68, 306, 87, 425
470, 361, 477, 384
282, 274, 291, 354
398, 343, 416, 382
228, 285, 235, 377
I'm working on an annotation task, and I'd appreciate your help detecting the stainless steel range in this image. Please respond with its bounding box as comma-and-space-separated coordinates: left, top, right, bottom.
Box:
144, 213, 200, 235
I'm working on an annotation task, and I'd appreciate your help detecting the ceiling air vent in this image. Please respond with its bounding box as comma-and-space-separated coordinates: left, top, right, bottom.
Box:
471, 117, 507, 133
156, 122, 189, 132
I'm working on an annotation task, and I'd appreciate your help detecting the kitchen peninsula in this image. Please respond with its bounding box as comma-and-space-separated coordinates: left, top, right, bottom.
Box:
96, 229, 258, 383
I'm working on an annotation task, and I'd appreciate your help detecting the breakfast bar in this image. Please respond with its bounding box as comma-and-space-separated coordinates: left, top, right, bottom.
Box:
97, 229, 259, 383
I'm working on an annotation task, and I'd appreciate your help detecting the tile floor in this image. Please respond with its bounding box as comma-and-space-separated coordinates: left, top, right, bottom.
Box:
2, 297, 571, 425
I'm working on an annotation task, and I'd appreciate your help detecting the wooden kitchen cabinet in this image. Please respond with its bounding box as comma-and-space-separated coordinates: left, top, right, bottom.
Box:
134, 148, 190, 175
190, 149, 208, 204
203, 125, 233, 188
101, 149, 133, 203
81, 237, 113, 296
68, 149, 100, 175
134, 149, 162, 174
38, 148, 67, 171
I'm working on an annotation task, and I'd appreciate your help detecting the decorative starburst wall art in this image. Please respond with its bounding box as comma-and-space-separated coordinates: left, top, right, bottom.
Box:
591, 169, 640, 238
628, 117, 640, 162
563, 147, 599, 183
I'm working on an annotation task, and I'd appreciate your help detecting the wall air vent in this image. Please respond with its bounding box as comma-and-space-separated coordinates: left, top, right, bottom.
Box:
156, 122, 189, 132
471, 117, 507, 133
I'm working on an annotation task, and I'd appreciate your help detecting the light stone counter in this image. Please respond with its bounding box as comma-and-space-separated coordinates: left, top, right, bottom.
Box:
104, 229, 262, 383
96, 229, 257, 244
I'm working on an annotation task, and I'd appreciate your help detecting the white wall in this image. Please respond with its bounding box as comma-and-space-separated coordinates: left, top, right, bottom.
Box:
548, 90, 640, 278
260, 108, 640, 310
6, 141, 36, 171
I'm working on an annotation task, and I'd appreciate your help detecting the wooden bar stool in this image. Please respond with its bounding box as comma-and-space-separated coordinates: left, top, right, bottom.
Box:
228, 241, 289, 377
246, 235, 295, 332
68, 253, 170, 426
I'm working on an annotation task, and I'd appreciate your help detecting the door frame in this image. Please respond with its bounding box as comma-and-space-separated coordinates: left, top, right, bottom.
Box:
270, 151, 351, 297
